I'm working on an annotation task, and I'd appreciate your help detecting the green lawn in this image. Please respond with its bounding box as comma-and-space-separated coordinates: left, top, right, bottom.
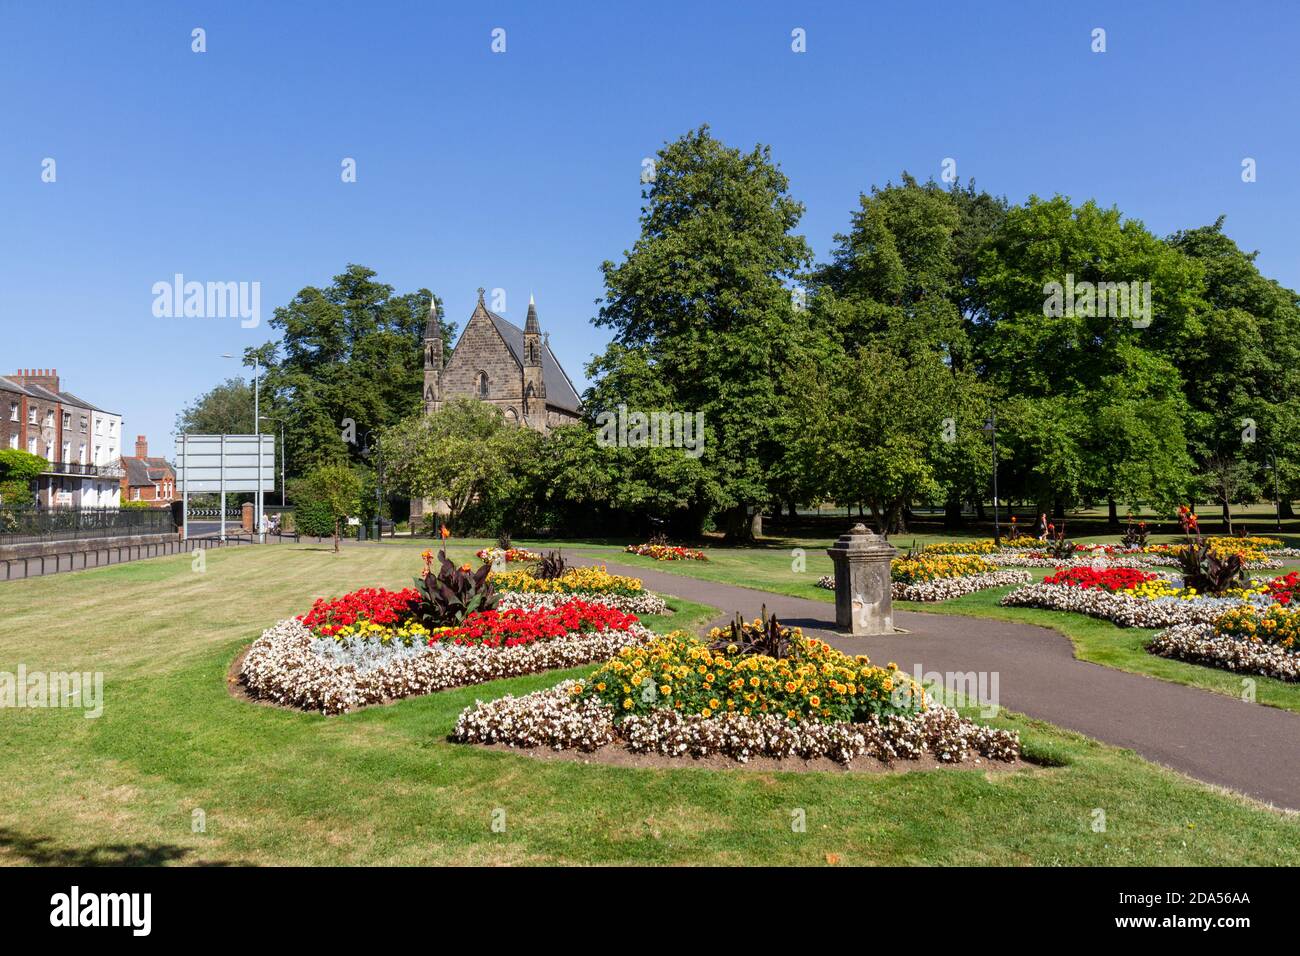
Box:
1, 541, 1299, 866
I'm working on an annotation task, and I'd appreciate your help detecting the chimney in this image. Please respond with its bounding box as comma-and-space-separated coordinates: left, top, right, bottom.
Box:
13, 367, 60, 392
135, 435, 148, 458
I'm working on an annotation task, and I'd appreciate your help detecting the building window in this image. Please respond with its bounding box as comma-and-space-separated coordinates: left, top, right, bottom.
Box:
45, 410, 54, 427
8, 402, 16, 421
28, 407, 36, 424
45, 441, 53, 459
80, 416, 87, 432
62, 442, 69, 463
477, 371, 489, 397
7, 435, 15, 450
94, 444, 102, 463
132, 487, 140, 501
95, 417, 103, 434
27, 437, 36, 453
79, 443, 86, 463
63, 411, 70, 429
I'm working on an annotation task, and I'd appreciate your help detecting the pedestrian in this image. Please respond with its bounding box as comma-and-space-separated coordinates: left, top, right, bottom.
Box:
1037, 512, 1049, 541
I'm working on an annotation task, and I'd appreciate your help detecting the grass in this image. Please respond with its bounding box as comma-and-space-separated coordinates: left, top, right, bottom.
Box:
1, 541, 1299, 865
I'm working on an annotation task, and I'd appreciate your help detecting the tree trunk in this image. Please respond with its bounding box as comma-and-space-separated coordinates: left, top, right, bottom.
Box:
975, 498, 986, 521
1107, 498, 1119, 530
1221, 499, 1233, 535
944, 496, 964, 529
750, 508, 763, 539
722, 504, 754, 543
1053, 497, 1066, 519
333, 517, 340, 553
1282, 499, 1295, 520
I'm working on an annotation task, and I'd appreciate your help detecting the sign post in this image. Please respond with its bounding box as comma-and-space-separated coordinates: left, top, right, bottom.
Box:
175, 434, 275, 541
219, 433, 227, 543
181, 434, 189, 541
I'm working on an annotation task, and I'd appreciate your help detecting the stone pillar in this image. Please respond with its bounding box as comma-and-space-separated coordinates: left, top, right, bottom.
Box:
241, 502, 254, 532
825, 523, 898, 635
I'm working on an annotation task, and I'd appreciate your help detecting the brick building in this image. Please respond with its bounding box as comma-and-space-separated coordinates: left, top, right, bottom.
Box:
118, 435, 176, 506
0, 369, 123, 508
412, 288, 582, 523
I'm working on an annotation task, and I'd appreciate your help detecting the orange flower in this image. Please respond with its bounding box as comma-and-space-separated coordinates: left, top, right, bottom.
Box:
440, 525, 451, 540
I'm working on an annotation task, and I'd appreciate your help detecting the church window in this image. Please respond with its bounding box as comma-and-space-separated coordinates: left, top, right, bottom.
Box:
478, 371, 489, 398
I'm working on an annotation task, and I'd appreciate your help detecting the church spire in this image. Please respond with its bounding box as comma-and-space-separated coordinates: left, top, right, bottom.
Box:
423, 296, 440, 339
524, 293, 540, 334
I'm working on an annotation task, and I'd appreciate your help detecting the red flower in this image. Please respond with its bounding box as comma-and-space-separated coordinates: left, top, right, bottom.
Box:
1043, 566, 1158, 593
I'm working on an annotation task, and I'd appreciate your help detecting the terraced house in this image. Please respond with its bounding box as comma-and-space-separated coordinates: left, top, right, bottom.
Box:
0, 368, 123, 508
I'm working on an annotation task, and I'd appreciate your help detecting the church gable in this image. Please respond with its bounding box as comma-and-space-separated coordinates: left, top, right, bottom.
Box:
440, 306, 523, 403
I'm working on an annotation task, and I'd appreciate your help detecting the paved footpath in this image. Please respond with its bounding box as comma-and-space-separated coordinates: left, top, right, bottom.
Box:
580, 555, 1300, 811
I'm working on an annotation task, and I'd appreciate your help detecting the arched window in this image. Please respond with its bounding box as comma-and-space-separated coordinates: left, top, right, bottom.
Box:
503, 407, 518, 423
477, 371, 489, 397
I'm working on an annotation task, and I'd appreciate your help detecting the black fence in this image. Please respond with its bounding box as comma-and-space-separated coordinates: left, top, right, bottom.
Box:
0, 507, 176, 545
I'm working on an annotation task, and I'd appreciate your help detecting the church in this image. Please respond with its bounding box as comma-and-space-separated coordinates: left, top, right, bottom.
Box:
411, 288, 583, 524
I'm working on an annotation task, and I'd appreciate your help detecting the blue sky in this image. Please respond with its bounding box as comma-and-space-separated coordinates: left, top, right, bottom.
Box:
3, 0, 1297, 454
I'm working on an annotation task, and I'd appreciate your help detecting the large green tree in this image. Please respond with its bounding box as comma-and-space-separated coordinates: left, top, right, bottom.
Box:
589, 126, 818, 539
1169, 218, 1300, 520
175, 377, 255, 435
381, 398, 541, 532
256, 265, 455, 478
975, 196, 1200, 522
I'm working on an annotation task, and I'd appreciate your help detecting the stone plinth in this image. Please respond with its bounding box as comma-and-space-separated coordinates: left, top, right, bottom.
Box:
825, 523, 898, 635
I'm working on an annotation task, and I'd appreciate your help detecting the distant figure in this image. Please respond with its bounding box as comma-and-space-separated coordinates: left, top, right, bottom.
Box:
1037, 512, 1049, 541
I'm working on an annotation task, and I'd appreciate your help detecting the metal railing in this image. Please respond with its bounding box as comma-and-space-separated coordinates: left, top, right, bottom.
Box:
41, 461, 100, 476
0, 506, 176, 545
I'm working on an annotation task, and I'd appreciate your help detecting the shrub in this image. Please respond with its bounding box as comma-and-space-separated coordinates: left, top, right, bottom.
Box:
412, 548, 498, 628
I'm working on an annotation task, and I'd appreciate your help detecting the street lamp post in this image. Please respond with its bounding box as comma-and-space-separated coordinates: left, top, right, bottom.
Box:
982, 408, 1001, 546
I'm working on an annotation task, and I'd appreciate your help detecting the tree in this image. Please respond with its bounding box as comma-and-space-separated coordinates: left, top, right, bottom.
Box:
175, 377, 255, 435
380, 399, 540, 532
1198, 452, 1257, 534
807, 175, 1004, 525
786, 347, 974, 535
975, 196, 1200, 518
0, 449, 48, 508
590, 126, 817, 540
255, 265, 456, 477
292, 464, 362, 552
1169, 218, 1300, 517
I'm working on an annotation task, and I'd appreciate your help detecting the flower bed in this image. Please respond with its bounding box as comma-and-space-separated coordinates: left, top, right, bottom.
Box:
475, 546, 540, 564
240, 601, 655, 715
1147, 605, 1300, 681
451, 628, 1019, 765
491, 565, 645, 597
1000, 581, 1268, 628
625, 542, 708, 561
498, 589, 669, 616
814, 554, 1031, 601
299, 587, 421, 641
